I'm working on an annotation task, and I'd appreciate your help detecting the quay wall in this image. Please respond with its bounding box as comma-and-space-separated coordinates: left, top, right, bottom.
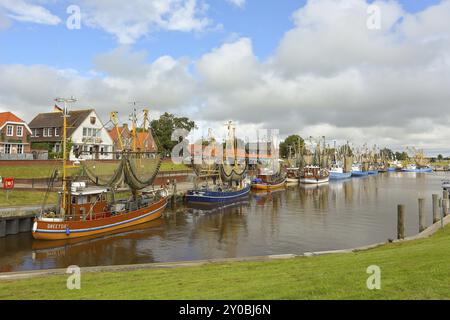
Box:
0, 206, 56, 238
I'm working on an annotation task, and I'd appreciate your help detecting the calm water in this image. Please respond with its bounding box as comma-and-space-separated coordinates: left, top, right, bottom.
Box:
1, 172, 448, 272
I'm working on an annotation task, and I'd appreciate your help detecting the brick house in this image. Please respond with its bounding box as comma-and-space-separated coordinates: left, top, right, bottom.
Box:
108, 124, 132, 154
0, 111, 32, 159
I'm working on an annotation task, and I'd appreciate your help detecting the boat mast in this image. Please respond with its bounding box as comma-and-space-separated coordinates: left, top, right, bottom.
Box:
110, 111, 124, 151
55, 96, 77, 216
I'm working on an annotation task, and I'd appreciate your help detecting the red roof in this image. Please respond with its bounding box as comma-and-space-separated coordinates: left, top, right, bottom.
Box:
0, 112, 25, 127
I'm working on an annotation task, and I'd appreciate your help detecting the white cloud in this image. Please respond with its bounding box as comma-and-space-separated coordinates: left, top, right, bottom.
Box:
226, 0, 245, 8
0, 0, 60, 25
81, 0, 212, 44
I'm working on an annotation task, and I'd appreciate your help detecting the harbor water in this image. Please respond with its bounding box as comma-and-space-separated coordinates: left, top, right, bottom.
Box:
0, 172, 448, 272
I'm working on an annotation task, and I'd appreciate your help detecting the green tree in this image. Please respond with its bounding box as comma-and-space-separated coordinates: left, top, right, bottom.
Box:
150, 112, 197, 155
395, 151, 408, 161
437, 154, 444, 161
279, 135, 305, 158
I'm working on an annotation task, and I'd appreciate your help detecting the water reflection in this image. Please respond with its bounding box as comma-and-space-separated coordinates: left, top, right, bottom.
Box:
1, 172, 448, 272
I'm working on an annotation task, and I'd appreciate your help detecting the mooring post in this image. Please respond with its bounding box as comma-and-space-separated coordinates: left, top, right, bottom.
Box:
432, 194, 440, 224
397, 204, 405, 240
443, 190, 449, 216
418, 198, 426, 233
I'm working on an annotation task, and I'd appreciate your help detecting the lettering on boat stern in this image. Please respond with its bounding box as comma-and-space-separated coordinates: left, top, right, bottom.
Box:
179, 304, 271, 317
47, 223, 68, 230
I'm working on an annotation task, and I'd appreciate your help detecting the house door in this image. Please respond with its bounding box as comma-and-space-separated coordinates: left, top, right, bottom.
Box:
94, 145, 100, 159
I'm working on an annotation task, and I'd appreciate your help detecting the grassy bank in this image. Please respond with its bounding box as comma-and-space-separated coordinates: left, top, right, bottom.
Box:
1, 225, 449, 299
0, 162, 189, 179
0, 190, 58, 208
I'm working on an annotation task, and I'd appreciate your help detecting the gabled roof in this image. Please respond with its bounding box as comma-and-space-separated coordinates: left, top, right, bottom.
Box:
0, 111, 32, 133
108, 125, 131, 144
136, 131, 157, 152
0, 111, 26, 127
28, 109, 94, 137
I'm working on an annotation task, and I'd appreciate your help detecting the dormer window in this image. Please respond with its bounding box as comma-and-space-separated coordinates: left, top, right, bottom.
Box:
55, 127, 59, 136
6, 125, 13, 136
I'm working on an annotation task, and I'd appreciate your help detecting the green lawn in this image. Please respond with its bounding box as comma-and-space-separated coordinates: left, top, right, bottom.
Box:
0, 162, 189, 179
1, 225, 449, 300
0, 190, 58, 208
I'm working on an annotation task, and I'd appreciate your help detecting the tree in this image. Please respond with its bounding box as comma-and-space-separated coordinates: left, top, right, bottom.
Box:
437, 154, 444, 161
279, 135, 304, 158
150, 112, 196, 155
395, 151, 408, 161
380, 148, 394, 160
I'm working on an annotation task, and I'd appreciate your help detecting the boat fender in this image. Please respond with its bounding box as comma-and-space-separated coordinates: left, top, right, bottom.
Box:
66, 226, 70, 236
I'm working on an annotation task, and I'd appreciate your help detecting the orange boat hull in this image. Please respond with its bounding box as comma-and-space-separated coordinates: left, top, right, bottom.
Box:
32, 197, 168, 241
251, 180, 286, 190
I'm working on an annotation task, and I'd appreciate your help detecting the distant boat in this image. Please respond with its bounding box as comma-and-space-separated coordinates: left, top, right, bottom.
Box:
367, 169, 379, 175
286, 167, 300, 184
186, 181, 251, 203
186, 121, 250, 204
351, 163, 369, 177
329, 165, 352, 180
251, 167, 286, 190
402, 164, 432, 173
300, 165, 330, 184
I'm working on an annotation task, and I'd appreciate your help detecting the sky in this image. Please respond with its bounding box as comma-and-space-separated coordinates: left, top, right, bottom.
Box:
0, 0, 449, 155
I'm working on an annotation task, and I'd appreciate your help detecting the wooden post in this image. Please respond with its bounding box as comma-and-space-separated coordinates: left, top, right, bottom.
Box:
443, 190, 449, 216
397, 204, 405, 240
432, 194, 440, 224
418, 198, 426, 233
442, 198, 447, 229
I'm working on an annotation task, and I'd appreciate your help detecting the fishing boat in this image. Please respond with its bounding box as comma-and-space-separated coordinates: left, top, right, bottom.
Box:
351, 163, 369, 177
286, 167, 300, 184
186, 121, 251, 204
32, 103, 168, 241
329, 165, 352, 180
402, 164, 433, 173
401, 148, 433, 173
300, 165, 330, 184
251, 167, 286, 190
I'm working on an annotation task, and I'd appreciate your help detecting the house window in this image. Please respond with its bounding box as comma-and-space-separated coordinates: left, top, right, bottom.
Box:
5, 144, 11, 154
47, 128, 52, 137
43, 128, 48, 137
16, 126, 23, 137
17, 145, 23, 154
34, 129, 40, 137
55, 127, 59, 136
6, 125, 13, 136
90, 117, 96, 125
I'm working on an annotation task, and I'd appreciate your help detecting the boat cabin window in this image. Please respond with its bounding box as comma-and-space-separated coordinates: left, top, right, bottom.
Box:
71, 196, 77, 204
79, 207, 86, 218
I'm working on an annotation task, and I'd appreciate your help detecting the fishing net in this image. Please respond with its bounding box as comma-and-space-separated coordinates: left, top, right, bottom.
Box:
83, 159, 124, 187
123, 154, 162, 190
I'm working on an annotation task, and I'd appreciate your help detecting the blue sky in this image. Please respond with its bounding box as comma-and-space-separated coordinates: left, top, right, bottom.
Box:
0, 0, 443, 72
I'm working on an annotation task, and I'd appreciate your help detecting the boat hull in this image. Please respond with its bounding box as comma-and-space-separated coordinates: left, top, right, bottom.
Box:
351, 171, 369, 177
251, 180, 286, 190
186, 185, 251, 203
401, 168, 433, 173
32, 197, 168, 240
286, 178, 299, 184
300, 177, 329, 184
367, 170, 379, 175
329, 172, 352, 180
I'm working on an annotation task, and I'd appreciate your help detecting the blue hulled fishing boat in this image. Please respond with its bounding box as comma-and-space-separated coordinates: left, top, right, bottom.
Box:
186, 121, 250, 205
186, 182, 251, 203
351, 163, 369, 177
